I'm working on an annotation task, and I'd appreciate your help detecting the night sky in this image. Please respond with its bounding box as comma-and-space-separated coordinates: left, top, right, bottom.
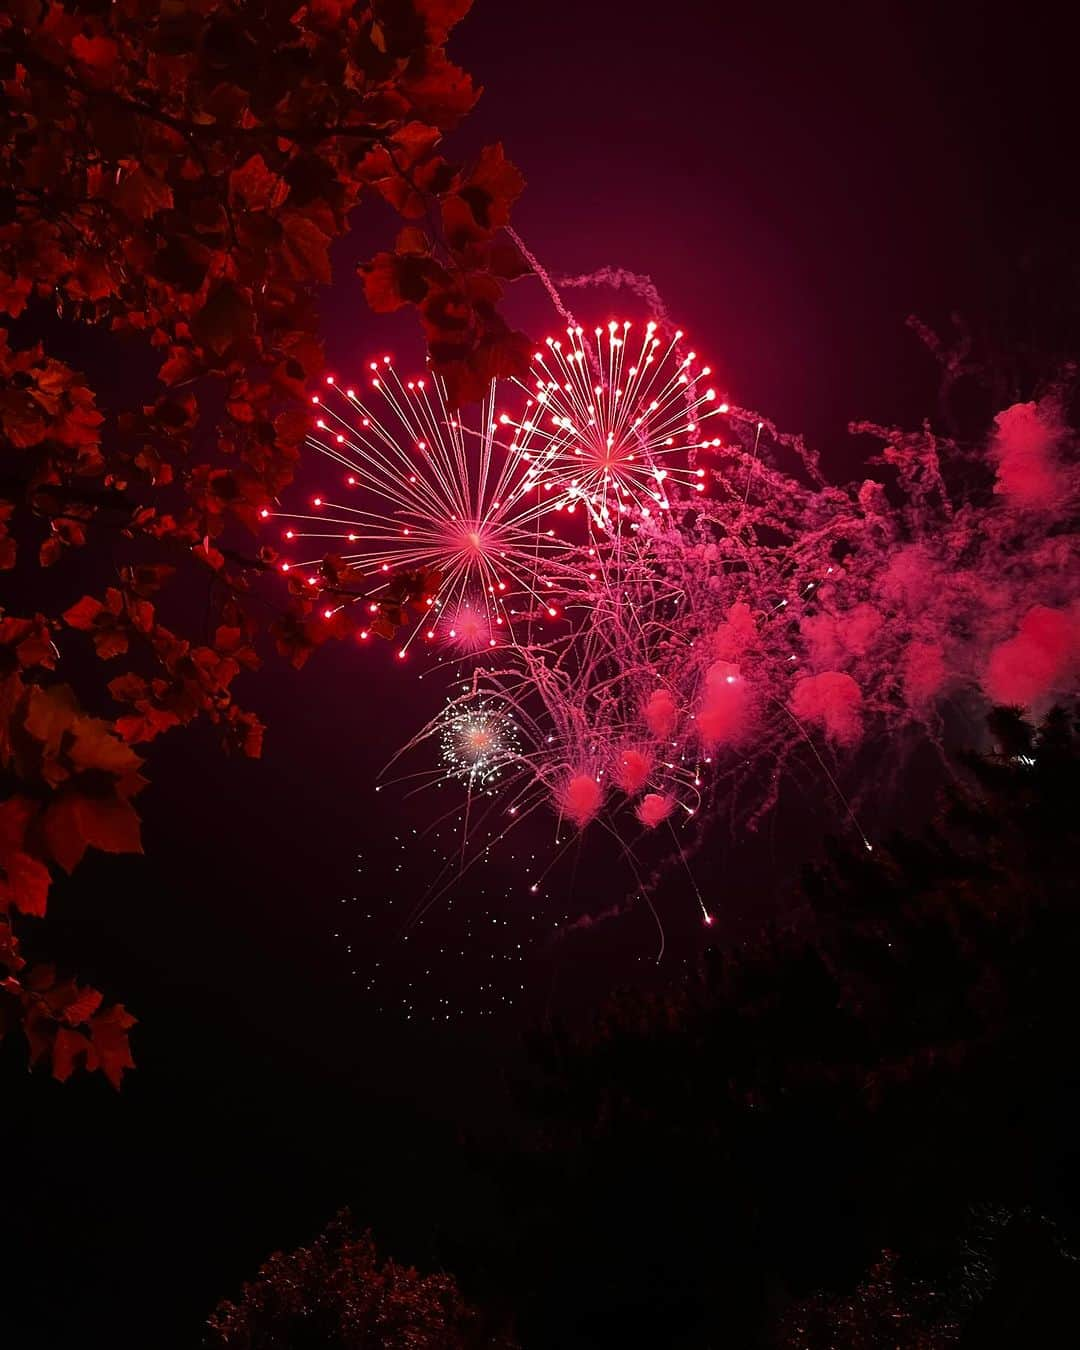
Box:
2, 3, 1076, 1345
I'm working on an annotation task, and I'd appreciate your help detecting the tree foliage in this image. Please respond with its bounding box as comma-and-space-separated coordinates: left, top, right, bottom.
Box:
0, 0, 529, 1084
778, 1209, 1080, 1349
205, 1211, 518, 1350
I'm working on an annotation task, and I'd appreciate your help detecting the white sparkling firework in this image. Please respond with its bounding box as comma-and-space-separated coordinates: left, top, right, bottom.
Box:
502, 320, 727, 530
439, 695, 522, 787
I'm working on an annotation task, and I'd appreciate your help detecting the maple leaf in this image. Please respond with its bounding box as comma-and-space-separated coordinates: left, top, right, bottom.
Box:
113, 707, 181, 746
23, 684, 82, 779
0, 615, 55, 671
484, 235, 532, 281
281, 214, 333, 284
360, 253, 410, 312
0, 270, 33, 318
62, 986, 104, 1026
38, 535, 63, 567
62, 595, 106, 631
223, 705, 265, 758
0, 796, 51, 918
62, 591, 132, 659
68, 716, 144, 777
193, 540, 226, 570
192, 282, 256, 359
0, 850, 51, 918
0, 390, 49, 448
107, 673, 149, 704
51, 1026, 93, 1083
444, 143, 524, 244
413, 0, 475, 44
400, 47, 480, 128
113, 166, 175, 222
0, 797, 35, 856
228, 154, 290, 212
41, 790, 143, 874
90, 1003, 137, 1089
466, 326, 533, 383
70, 34, 122, 87
271, 611, 321, 668
158, 346, 198, 387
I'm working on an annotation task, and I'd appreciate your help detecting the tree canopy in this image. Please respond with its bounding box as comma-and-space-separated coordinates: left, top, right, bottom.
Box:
0, 0, 530, 1084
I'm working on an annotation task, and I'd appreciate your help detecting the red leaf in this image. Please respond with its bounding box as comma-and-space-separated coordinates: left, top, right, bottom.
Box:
360, 250, 447, 313
63, 986, 104, 1026
401, 48, 479, 128
360, 252, 409, 313
445, 143, 524, 242
108, 673, 149, 703
486, 235, 532, 280
113, 166, 174, 222
70, 34, 121, 85
37, 531, 65, 568
63, 596, 105, 631
1, 616, 55, 670
52, 1027, 93, 1083
0, 796, 34, 855
41, 792, 143, 874
224, 706, 265, 758
24, 684, 81, 768
0, 851, 51, 917
192, 282, 256, 358
228, 154, 290, 212
414, 0, 474, 42
281, 214, 332, 284
158, 346, 197, 387
68, 717, 144, 777
114, 708, 181, 746
90, 1003, 137, 1090
193, 540, 226, 571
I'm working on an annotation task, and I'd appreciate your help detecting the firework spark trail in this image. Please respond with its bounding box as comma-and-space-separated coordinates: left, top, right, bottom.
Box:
555, 265, 673, 331
506, 226, 579, 331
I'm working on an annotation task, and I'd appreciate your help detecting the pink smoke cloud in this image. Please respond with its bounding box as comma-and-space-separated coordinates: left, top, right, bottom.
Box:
901, 640, 948, 709
802, 603, 883, 669
697, 660, 752, 749
992, 400, 1066, 511
644, 687, 678, 739
791, 671, 864, 746
878, 545, 940, 614
984, 603, 1080, 707
712, 601, 757, 660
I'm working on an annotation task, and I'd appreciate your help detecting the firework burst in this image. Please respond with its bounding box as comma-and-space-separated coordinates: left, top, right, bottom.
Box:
439, 694, 522, 787
502, 320, 727, 530
271, 360, 581, 649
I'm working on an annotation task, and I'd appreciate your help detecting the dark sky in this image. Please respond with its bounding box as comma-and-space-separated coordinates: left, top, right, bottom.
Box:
3, 3, 1076, 1345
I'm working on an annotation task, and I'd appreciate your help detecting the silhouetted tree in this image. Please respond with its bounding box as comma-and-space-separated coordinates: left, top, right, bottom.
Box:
496, 705, 1080, 1347
206, 1211, 517, 1350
